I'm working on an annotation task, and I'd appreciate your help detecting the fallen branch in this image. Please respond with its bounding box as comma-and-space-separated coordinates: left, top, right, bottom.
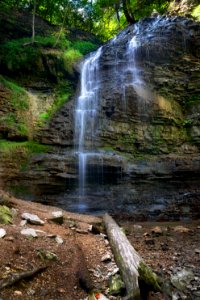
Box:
0, 265, 47, 290
103, 213, 161, 300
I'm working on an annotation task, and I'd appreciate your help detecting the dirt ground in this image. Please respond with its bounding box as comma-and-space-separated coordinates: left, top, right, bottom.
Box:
0, 192, 199, 300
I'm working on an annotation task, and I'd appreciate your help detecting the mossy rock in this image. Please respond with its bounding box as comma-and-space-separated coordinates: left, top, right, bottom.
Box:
0, 205, 13, 224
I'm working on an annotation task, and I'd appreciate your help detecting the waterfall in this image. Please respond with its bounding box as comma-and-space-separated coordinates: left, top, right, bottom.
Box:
126, 25, 152, 103
75, 47, 102, 210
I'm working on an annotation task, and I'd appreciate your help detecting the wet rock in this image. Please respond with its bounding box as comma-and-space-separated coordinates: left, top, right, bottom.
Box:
20, 228, 38, 237
0, 228, 6, 238
21, 213, 45, 225
109, 274, 126, 296
171, 269, 195, 291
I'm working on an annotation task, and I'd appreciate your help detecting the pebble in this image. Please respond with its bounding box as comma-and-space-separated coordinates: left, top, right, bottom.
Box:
145, 238, 155, 245
133, 224, 142, 230
27, 289, 35, 296
101, 253, 112, 262
14, 291, 22, 296
20, 220, 27, 226
4, 236, 14, 242
174, 226, 190, 233
104, 239, 109, 246
195, 249, 200, 254
0, 228, 6, 238
20, 228, 38, 237
55, 235, 64, 244
21, 213, 45, 225
151, 226, 163, 236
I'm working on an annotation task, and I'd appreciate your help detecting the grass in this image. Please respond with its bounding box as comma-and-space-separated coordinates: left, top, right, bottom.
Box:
0, 76, 30, 137
0, 140, 50, 155
0, 75, 29, 110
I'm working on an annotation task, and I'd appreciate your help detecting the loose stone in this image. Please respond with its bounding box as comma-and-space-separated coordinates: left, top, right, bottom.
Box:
0, 228, 6, 238
20, 228, 38, 237
21, 213, 45, 225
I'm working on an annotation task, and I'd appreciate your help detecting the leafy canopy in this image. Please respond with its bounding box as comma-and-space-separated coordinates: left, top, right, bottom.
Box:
0, 0, 172, 40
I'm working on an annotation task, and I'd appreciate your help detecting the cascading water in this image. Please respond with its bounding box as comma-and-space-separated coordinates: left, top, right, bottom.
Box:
75, 47, 102, 210
126, 24, 153, 104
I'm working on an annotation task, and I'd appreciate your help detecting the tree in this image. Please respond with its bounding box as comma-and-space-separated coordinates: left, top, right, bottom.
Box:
32, 0, 36, 43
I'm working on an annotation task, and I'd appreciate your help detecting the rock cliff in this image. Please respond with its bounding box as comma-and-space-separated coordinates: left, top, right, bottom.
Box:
1, 16, 200, 220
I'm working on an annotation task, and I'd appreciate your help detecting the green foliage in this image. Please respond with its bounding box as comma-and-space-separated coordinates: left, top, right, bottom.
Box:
182, 119, 193, 127
0, 34, 72, 73
63, 49, 82, 74
72, 41, 98, 55
0, 205, 13, 224
0, 139, 50, 155
0, 38, 38, 72
36, 33, 71, 50
192, 5, 200, 21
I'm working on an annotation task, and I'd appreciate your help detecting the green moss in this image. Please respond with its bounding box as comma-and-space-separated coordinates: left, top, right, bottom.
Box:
138, 261, 161, 291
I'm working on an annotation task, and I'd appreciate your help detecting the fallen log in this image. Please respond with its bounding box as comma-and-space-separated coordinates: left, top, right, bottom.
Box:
103, 213, 161, 300
0, 265, 47, 290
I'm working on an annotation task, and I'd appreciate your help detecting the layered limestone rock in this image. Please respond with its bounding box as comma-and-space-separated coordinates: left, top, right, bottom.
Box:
1, 16, 200, 219
95, 16, 200, 155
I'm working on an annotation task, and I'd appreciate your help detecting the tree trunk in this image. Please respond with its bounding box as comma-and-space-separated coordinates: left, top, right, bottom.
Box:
103, 213, 141, 299
32, 0, 36, 43
122, 0, 135, 24
103, 214, 161, 300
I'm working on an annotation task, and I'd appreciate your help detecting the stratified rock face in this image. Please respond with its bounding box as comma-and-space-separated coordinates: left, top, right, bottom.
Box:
94, 16, 200, 155
2, 16, 200, 220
